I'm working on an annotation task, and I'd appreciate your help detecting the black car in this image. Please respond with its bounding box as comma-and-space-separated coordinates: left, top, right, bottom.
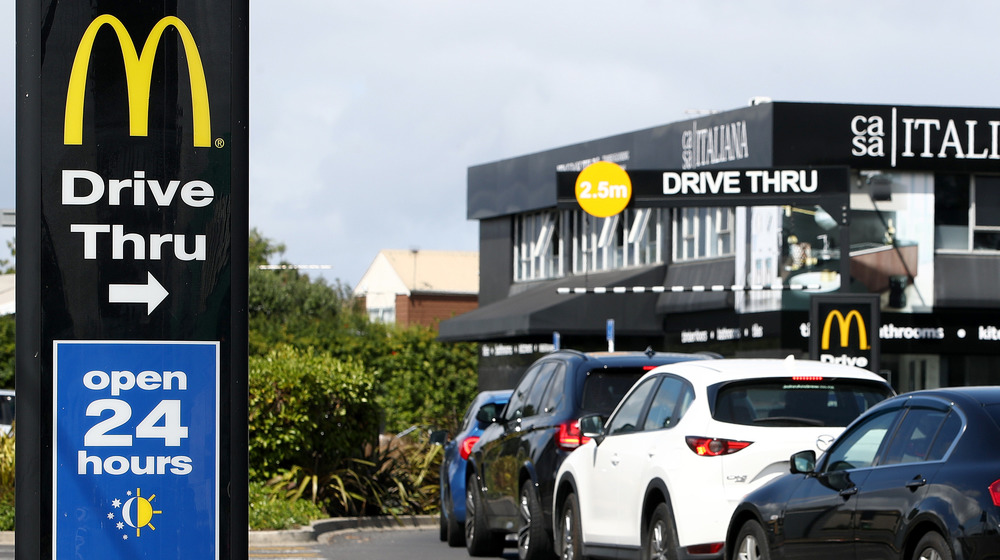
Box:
727, 386, 1000, 560
464, 348, 715, 559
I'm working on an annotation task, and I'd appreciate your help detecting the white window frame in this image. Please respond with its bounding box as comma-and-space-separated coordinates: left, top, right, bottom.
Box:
671, 207, 735, 262
935, 174, 1000, 253
515, 208, 664, 282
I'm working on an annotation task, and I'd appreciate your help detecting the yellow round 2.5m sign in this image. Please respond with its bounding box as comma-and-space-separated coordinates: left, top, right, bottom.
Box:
575, 161, 632, 217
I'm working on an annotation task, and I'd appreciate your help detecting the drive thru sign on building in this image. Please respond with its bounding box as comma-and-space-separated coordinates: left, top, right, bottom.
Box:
16, 2, 249, 559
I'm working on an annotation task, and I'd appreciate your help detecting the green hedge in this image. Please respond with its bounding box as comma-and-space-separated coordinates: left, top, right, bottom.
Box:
248, 345, 379, 482
367, 327, 478, 435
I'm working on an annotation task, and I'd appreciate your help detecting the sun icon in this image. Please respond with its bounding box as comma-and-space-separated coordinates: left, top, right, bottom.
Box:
121, 488, 162, 537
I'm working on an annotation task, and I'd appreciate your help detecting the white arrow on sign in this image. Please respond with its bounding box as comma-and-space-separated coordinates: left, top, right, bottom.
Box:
109, 272, 169, 315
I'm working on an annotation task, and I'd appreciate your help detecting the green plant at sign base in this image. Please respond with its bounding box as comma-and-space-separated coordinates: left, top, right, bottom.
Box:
248, 481, 325, 531
0, 432, 14, 530
267, 431, 443, 519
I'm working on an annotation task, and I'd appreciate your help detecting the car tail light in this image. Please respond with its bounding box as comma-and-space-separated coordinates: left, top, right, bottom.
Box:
792, 376, 824, 381
990, 480, 1000, 507
685, 436, 753, 456
459, 436, 480, 460
687, 543, 724, 555
557, 420, 591, 451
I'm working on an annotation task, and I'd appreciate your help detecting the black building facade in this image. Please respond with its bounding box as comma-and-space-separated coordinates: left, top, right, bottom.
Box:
439, 101, 1000, 392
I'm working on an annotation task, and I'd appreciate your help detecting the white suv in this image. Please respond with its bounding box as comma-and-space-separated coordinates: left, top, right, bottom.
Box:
552, 357, 893, 560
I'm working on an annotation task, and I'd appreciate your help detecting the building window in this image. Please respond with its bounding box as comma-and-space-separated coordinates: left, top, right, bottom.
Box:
368, 306, 395, 324
570, 209, 663, 275
672, 207, 735, 261
935, 174, 1000, 251
514, 208, 664, 282
514, 211, 563, 281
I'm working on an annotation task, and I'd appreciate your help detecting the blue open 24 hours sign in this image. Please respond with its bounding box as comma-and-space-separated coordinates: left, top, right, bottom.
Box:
53, 341, 219, 559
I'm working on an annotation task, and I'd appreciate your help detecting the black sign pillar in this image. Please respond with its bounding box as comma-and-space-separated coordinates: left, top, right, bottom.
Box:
17, 1, 248, 558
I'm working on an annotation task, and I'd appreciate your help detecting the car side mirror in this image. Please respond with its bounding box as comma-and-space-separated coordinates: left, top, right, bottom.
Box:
790, 450, 816, 474
429, 429, 448, 445
476, 403, 503, 425
579, 414, 606, 443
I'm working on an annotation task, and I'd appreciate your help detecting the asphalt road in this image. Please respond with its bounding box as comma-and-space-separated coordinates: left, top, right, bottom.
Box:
0, 526, 503, 559
250, 526, 517, 560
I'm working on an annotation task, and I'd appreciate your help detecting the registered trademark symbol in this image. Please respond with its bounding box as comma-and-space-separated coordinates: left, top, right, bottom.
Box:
214, 138, 225, 149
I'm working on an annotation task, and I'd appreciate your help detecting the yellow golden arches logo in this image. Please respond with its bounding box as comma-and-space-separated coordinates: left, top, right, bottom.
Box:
64, 14, 211, 147
820, 309, 870, 351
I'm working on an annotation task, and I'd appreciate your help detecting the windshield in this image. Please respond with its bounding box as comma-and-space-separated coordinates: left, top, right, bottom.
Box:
713, 379, 892, 428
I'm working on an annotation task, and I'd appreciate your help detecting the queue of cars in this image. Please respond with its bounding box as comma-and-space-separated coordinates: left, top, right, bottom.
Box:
553, 357, 893, 560
440, 351, 1000, 560
463, 349, 716, 559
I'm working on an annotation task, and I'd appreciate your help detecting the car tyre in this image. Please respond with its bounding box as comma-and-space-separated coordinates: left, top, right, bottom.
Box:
518, 482, 554, 560
556, 493, 584, 560
446, 506, 465, 547
439, 509, 447, 541
642, 503, 679, 560
466, 474, 505, 557
912, 532, 953, 560
733, 520, 770, 560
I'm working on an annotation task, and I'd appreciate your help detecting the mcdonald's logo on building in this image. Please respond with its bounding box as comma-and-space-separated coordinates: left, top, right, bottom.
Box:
810, 294, 880, 372
64, 14, 212, 147
820, 309, 870, 351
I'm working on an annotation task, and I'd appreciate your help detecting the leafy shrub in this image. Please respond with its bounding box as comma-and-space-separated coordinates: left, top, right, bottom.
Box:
248, 345, 379, 482
0, 431, 11, 530
248, 481, 325, 530
269, 431, 443, 518
367, 327, 479, 435
0, 315, 14, 389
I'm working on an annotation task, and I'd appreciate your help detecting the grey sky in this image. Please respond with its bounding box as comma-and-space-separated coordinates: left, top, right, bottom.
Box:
3, 1, 1000, 286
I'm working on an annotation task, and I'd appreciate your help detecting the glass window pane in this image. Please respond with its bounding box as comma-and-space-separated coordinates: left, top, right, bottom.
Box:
934, 174, 970, 227
643, 378, 687, 431
824, 409, 900, 471
973, 231, 1000, 250
926, 411, 962, 461
505, 365, 541, 421
523, 363, 557, 417
976, 176, 1000, 227
881, 408, 947, 465
607, 377, 657, 436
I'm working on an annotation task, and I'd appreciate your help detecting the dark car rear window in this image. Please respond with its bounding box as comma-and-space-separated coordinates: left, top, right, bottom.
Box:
713, 379, 893, 428
580, 368, 648, 415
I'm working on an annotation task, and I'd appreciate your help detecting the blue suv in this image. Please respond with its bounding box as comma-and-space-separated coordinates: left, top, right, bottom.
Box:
439, 389, 512, 546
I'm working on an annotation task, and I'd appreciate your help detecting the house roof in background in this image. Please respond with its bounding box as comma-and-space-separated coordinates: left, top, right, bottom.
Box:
0, 274, 13, 315
353, 250, 479, 296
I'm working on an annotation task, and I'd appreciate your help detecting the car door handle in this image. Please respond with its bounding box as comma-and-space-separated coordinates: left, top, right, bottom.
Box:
839, 486, 858, 497
905, 477, 927, 490
610, 454, 620, 466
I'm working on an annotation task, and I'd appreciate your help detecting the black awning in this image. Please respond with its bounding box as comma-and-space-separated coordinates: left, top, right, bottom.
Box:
438, 266, 667, 342
655, 258, 736, 314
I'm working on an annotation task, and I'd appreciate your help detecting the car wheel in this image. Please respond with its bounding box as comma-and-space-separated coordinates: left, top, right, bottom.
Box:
642, 503, 679, 560
439, 510, 448, 541
465, 474, 505, 557
912, 532, 953, 560
556, 493, 583, 560
517, 482, 554, 560
733, 520, 770, 560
